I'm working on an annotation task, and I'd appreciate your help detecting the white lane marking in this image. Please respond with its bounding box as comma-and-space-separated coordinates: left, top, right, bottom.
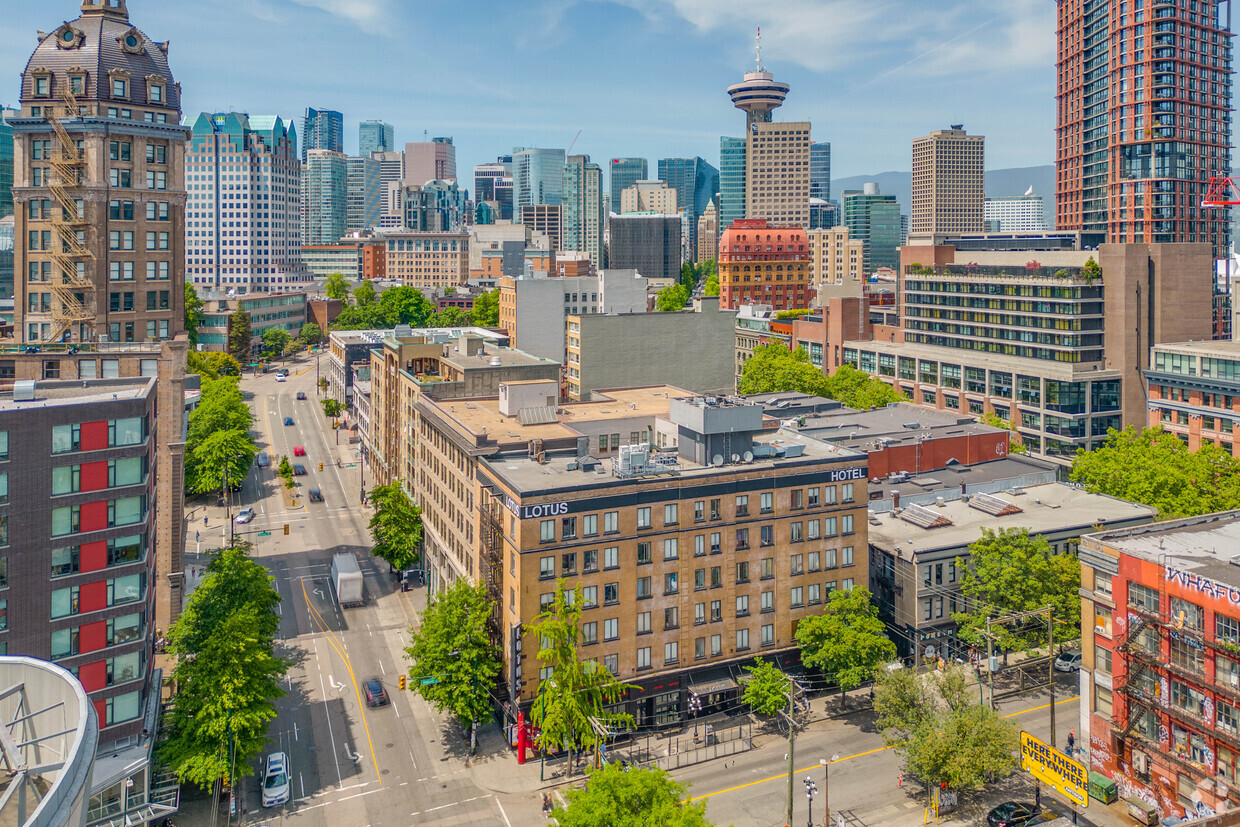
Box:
299, 772, 305, 799
379, 660, 385, 675
316, 668, 343, 789
294, 721, 299, 742
497, 797, 514, 827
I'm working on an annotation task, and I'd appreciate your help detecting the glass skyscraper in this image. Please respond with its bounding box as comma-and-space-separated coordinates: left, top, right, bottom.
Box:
0, 107, 15, 219
658, 157, 720, 257
810, 142, 831, 203
300, 107, 343, 164
359, 120, 394, 158
512, 147, 566, 216
302, 149, 349, 245
842, 185, 901, 274
347, 155, 381, 232
562, 155, 604, 268
608, 158, 648, 215
719, 137, 747, 233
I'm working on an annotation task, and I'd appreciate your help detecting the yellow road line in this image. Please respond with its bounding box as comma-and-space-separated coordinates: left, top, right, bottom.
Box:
689, 695, 1080, 802
300, 578, 382, 785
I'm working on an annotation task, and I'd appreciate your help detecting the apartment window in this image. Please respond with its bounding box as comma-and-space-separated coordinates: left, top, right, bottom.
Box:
52, 586, 80, 619
603, 654, 619, 675
842, 483, 855, 503
710, 566, 722, 588
736, 595, 750, 617
604, 511, 618, 533
1171, 678, 1206, 717
1171, 635, 1205, 673
842, 578, 853, 590
637, 542, 652, 565
664, 504, 678, 526
791, 554, 804, 576
808, 550, 821, 572
539, 592, 554, 611
663, 538, 678, 560
736, 561, 750, 584
112, 78, 127, 98
1095, 685, 1114, 719
761, 558, 774, 580
1094, 571, 1113, 599
694, 568, 706, 590
824, 548, 838, 569
695, 637, 706, 659
710, 499, 721, 520
842, 546, 854, 567
582, 585, 598, 609
1096, 644, 1113, 675
824, 517, 837, 537
540, 521, 554, 542
582, 514, 597, 537
664, 572, 678, 594
1130, 582, 1159, 614
604, 583, 619, 605
637, 611, 651, 635
1170, 597, 1204, 631
107, 535, 142, 567
603, 618, 618, 641
808, 487, 820, 507
637, 576, 652, 599
51, 628, 79, 660
760, 492, 773, 513
791, 489, 803, 510
664, 606, 679, 630
664, 642, 679, 665
561, 517, 577, 540
694, 501, 705, 522
711, 634, 722, 656
710, 533, 721, 554
791, 587, 804, 608
636, 647, 651, 670
808, 519, 821, 540
695, 603, 706, 625
109, 141, 131, 162
52, 505, 81, 537
842, 515, 854, 535
604, 547, 618, 569
694, 535, 705, 557
637, 507, 651, 529
1219, 655, 1240, 689
736, 528, 749, 550
52, 465, 82, 495
583, 549, 598, 572
808, 583, 821, 604
52, 547, 79, 578
561, 552, 577, 576
735, 495, 749, 517
790, 522, 803, 543
710, 600, 722, 623
760, 525, 773, 547
539, 556, 555, 579
582, 622, 598, 645
736, 628, 750, 651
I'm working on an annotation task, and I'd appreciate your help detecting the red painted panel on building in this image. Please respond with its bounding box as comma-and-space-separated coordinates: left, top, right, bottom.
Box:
78, 660, 106, 692
80, 461, 109, 492
80, 421, 108, 452
80, 541, 107, 573
79, 580, 107, 614
80, 500, 108, 533
93, 698, 106, 726
79, 619, 106, 653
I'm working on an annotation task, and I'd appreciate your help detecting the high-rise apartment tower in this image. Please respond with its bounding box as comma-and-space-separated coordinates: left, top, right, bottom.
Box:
910, 125, 985, 240
300, 107, 342, 163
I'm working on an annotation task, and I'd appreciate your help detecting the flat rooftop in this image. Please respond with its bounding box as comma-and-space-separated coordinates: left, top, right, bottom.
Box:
1085, 510, 1240, 588
842, 339, 1120, 380
336, 326, 506, 345
1151, 339, 1240, 358
483, 426, 864, 495
872, 455, 1058, 502
795, 403, 1006, 452
439, 345, 557, 373
869, 482, 1156, 560
0, 378, 152, 411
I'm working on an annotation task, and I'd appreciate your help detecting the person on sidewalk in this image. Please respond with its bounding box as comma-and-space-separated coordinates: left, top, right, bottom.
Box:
1067, 728, 1076, 757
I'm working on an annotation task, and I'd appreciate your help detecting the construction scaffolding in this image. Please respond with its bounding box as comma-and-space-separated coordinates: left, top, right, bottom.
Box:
44, 84, 93, 343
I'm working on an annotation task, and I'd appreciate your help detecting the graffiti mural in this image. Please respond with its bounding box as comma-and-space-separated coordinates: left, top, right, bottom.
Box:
1165, 566, 1240, 607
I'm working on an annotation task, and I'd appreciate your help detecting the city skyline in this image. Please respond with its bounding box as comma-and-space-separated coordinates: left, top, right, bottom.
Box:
0, 0, 1074, 192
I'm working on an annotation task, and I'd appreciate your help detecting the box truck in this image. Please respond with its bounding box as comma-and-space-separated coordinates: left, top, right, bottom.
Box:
330, 553, 364, 608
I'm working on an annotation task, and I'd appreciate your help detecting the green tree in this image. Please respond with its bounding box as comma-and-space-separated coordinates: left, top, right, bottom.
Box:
318, 377, 329, 394
774, 308, 812, 321
160, 544, 287, 790
367, 483, 424, 570
184, 284, 206, 346
951, 527, 1081, 652
796, 587, 896, 704
551, 764, 711, 827
353, 279, 377, 307
261, 328, 291, 360
226, 308, 253, 363
321, 397, 343, 424
531, 582, 636, 774
822, 364, 905, 409
428, 307, 468, 327
187, 377, 251, 449
703, 273, 719, 297
405, 580, 501, 743
299, 322, 323, 345
187, 351, 242, 380
186, 429, 257, 496
655, 283, 689, 312
742, 657, 791, 716
470, 289, 500, 326
873, 665, 1018, 796
324, 272, 351, 301
979, 411, 1027, 454
277, 455, 294, 489
1071, 425, 1240, 519
737, 344, 829, 396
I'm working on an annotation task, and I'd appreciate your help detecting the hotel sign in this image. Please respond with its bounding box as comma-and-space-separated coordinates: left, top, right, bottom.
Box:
1021, 731, 1088, 807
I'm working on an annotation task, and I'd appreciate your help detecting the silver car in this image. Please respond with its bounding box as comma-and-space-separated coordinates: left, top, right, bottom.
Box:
1053, 650, 1082, 672
235, 507, 255, 524
261, 751, 290, 808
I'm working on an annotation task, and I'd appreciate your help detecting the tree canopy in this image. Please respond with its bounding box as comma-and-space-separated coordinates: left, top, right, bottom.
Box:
655, 283, 690, 312
226, 308, 252, 363
952, 527, 1081, 652
742, 657, 791, 716
324, 272, 351, 301
405, 579, 501, 730
353, 279, 377, 306
187, 350, 241, 380
552, 764, 711, 827
471, 289, 500, 326
738, 345, 904, 410
367, 483, 423, 569
330, 284, 436, 331
795, 587, 896, 700
160, 543, 287, 789
184, 377, 256, 496
184, 284, 205, 346
261, 328, 291, 360
1071, 425, 1240, 519
299, 322, 323, 344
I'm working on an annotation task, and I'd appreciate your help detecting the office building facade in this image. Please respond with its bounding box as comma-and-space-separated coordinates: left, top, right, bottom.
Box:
13, 0, 189, 344
1146, 340, 1240, 457
718, 219, 811, 311
300, 107, 342, 163
809, 142, 831, 203
608, 213, 682, 281
720, 137, 747, 232
842, 185, 902, 273
520, 204, 562, 251
346, 155, 381, 232
619, 181, 677, 215
475, 157, 513, 222
405, 138, 455, 187
806, 227, 865, 302
513, 147, 565, 215
697, 201, 719, 263
382, 230, 468, 290
302, 149, 348, 245
1055, 0, 1231, 256
910, 125, 984, 240
984, 190, 1048, 232
187, 112, 311, 294
746, 122, 811, 227
562, 155, 604, 269
608, 158, 647, 216
658, 157, 719, 257
358, 120, 394, 157
0, 107, 13, 219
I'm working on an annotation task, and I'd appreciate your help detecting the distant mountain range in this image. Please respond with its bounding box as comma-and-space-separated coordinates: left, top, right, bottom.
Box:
831, 164, 1056, 220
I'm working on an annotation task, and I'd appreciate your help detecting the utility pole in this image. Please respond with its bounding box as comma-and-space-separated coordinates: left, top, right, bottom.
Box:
986, 617, 996, 710
782, 689, 796, 827
1048, 606, 1056, 750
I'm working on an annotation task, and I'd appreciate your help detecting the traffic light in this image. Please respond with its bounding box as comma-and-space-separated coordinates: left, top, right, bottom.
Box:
318, 462, 324, 471
399, 675, 407, 691
283, 523, 290, 536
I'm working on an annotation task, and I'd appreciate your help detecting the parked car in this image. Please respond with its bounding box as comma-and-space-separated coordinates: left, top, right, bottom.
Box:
296, 391, 307, 401
283, 417, 294, 426
293, 446, 306, 457
1054, 650, 1083, 672
309, 488, 323, 503
235, 507, 255, 524
261, 751, 290, 808
364, 678, 389, 707
987, 802, 1039, 827
293, 464, 307, 476
256, 451, 270, 468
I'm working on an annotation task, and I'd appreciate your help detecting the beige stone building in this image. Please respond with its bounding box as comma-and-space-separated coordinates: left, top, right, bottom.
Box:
381, 230, 468, 290
13, 0, 188, 344
619, 180, 677, 215
910, 126, 984, 242
746, 121, 811, 228
697, 201, 719, 262
806, 226, 865, 303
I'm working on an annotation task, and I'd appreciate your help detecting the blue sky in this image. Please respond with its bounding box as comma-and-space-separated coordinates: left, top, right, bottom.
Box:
3, 0, 1071, 188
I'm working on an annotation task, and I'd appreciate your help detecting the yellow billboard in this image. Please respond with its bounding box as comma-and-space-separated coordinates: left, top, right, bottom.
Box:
1020, 731, 1088, 807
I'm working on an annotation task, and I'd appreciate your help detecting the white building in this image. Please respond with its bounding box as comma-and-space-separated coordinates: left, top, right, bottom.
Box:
983, 188, 1048, 232
501, 269, 649, 363
186, 112, 312, 293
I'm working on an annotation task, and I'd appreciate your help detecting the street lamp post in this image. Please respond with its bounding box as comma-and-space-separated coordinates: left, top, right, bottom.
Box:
821, 753, 839, 827
688, 693, 702, 739
803, 777, 817, 827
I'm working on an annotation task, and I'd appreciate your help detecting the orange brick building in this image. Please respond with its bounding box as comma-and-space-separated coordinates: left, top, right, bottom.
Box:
718, 219, 812, 311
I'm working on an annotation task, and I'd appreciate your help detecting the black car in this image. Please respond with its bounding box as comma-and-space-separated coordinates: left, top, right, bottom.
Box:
296, 391, 307, 401
364, 678, 389, 707
292, 464, 307, 476
308, 488, 323, 503
987, 802, 1039, 827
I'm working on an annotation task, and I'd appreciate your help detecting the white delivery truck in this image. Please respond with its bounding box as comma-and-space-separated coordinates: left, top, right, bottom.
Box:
330, 552, 364, 608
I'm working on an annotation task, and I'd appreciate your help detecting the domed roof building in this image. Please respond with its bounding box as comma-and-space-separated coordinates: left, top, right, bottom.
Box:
13, 0, 188, 344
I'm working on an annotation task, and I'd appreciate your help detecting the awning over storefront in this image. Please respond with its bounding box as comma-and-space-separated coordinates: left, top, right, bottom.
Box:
688, 668, 739, 697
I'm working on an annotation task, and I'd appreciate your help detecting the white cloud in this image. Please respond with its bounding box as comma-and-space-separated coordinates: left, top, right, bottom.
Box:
286, 0, 396, 36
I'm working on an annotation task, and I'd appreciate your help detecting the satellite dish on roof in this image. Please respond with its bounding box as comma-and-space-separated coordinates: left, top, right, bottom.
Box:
731, 454, 740, 463
712, 454, 724, 467
743, 451, 754, 462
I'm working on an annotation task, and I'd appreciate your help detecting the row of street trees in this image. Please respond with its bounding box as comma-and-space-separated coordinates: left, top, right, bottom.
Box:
184, 376, 258, 497
739, 343, 905, 410
324, 273, 501, 330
